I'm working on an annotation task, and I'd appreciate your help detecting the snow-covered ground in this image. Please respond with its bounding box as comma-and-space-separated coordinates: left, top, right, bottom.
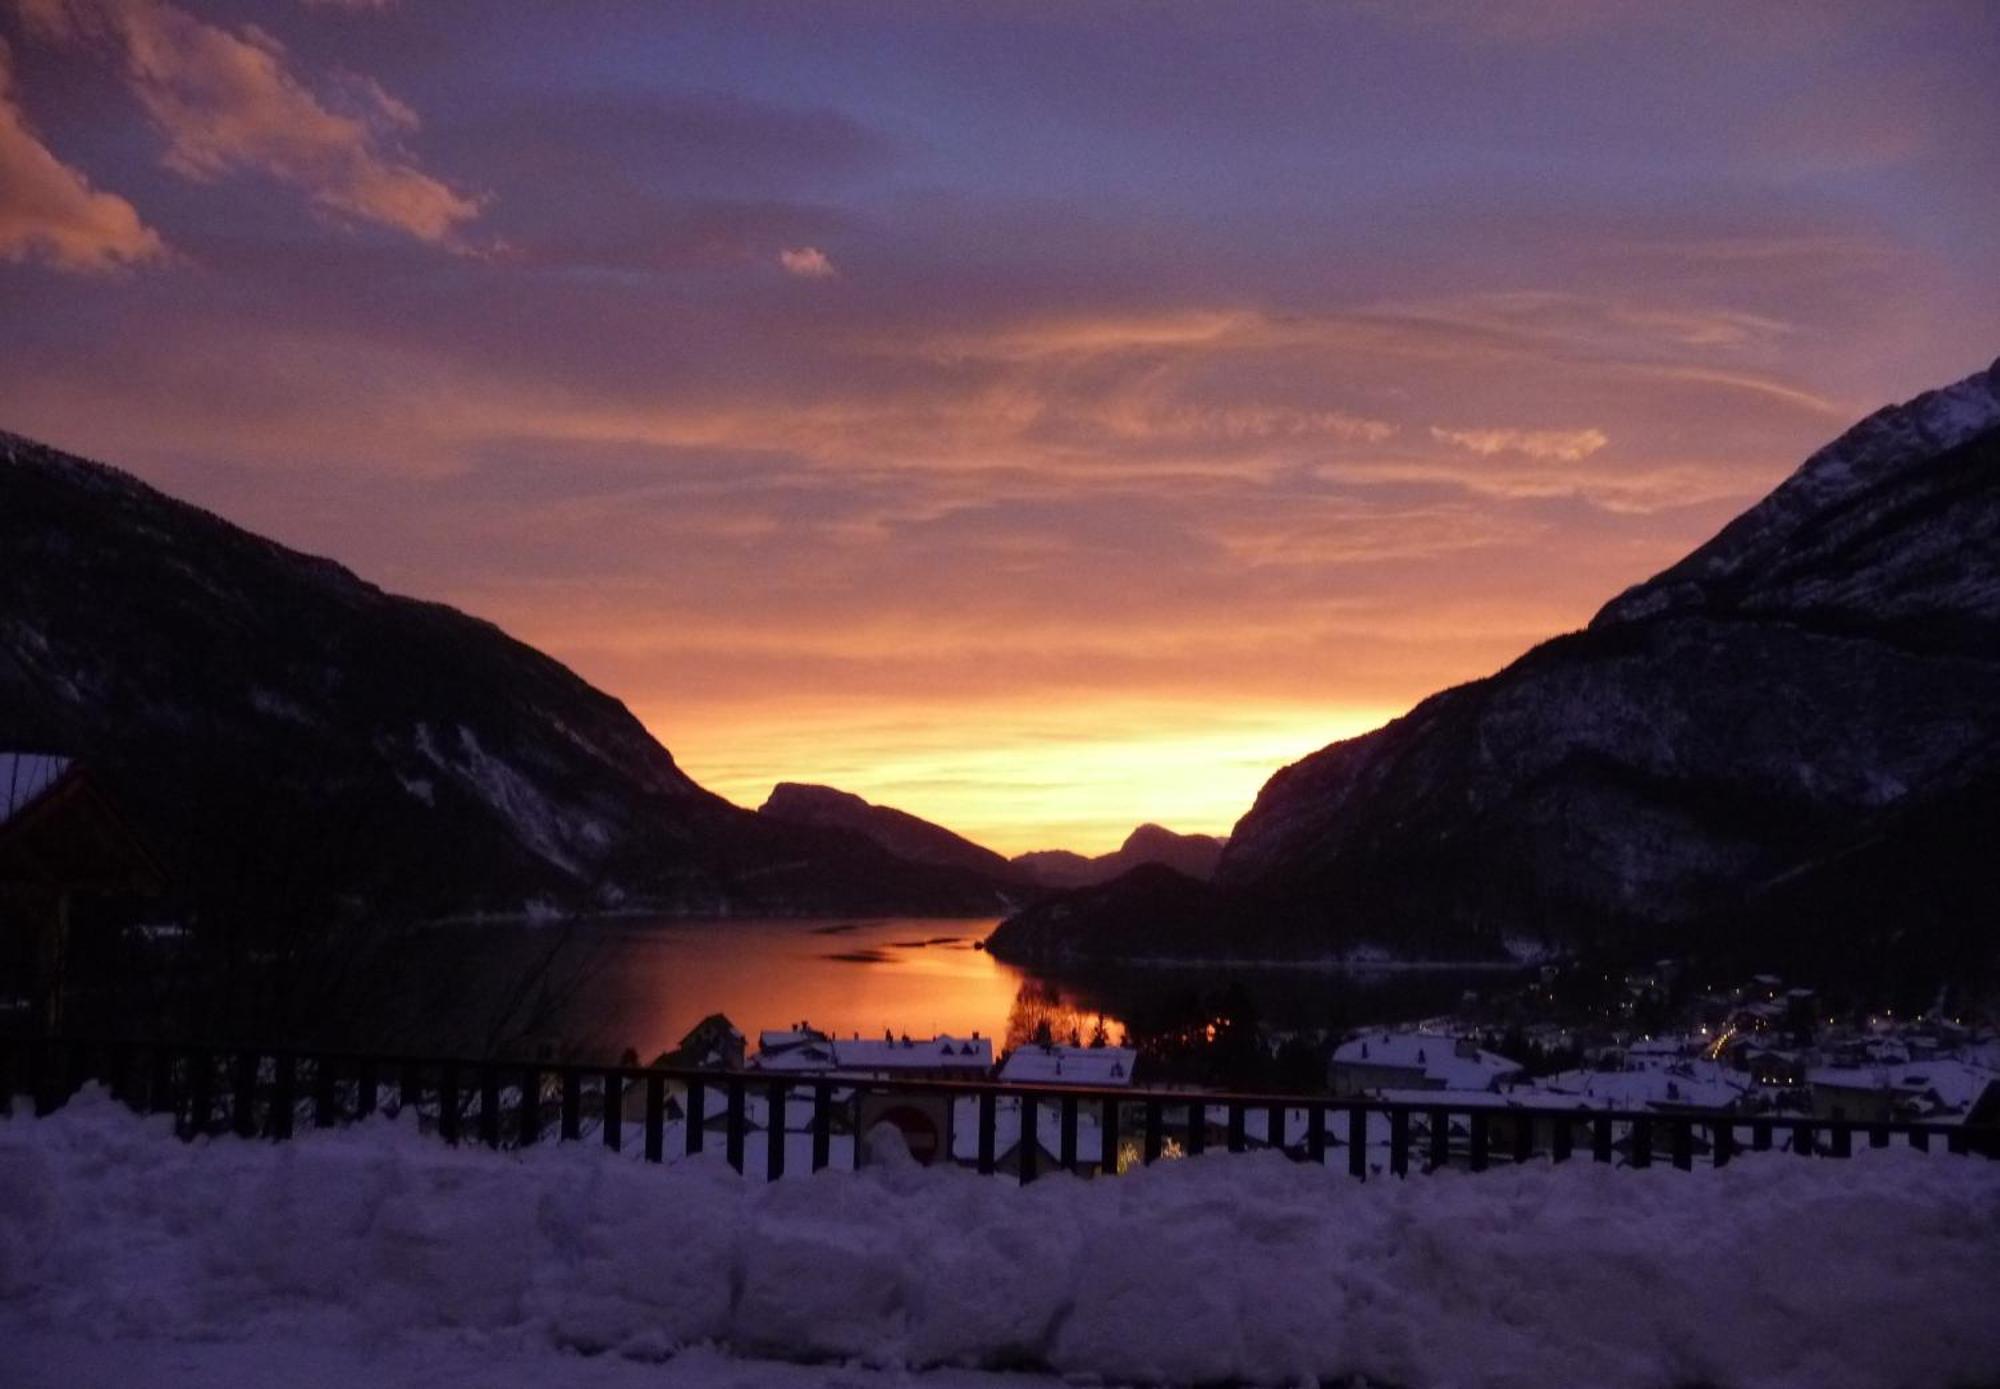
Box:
5, 1088, 1998, 1389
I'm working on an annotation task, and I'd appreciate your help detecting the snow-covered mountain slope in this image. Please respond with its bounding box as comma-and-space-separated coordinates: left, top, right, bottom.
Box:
992, 359, 2000, 975
0, 432, 1015, 921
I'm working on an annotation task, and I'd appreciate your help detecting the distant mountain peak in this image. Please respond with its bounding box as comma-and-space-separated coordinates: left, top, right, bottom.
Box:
759, 782, 1020, 889
1014, 823, 1226, 889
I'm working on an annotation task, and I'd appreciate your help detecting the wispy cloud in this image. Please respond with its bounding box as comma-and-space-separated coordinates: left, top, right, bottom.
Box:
0, 38, 165, 271
1429, 426, 1609, 462
19, 0, 481, 243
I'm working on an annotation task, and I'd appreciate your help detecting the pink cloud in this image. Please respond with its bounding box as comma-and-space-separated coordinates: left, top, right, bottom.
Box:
0, 37, 165, 271
778, 244, 836, 278
1429, 425, 1609, 462
19, 0, 480, 243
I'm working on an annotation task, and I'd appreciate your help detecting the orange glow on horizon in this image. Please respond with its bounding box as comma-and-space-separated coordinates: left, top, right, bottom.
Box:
649, 698, 1402, 856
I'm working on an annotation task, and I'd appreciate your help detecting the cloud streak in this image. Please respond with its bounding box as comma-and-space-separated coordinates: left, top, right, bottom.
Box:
0, 38, 164, 270
1430, 426, 1609, 462
19, 0, 480, 243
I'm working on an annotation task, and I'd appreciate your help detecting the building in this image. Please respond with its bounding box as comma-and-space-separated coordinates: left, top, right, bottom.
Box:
998, 1042, 1137, 1087
1, 753, 164, 1032
1327, 1031, 1523, 1097
750, 1024, 993, 1080
660, 1013, 746, 1071
1533, 1064, 1751, 1114
1807, 1060, 2000, 1127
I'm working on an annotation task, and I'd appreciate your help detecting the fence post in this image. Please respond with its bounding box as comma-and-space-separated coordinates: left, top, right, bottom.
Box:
725, 1077, 745, 1173
686, 1079, 705, 1156
1226, 1102, 1246, 1154
1307, 1105, 1326, 1165
1019, 1094, 1039, 1185
1390, 1108, 1410, 1177
600, 1069, 621, 1152
231, 1050, 257, 1139
1185, 1100, 1206, 1156
1468, 1110, 1488, 1173
766, 1081, 786, 1181
479, 1065, 501, 1149
150, 1045, 175, 1119
812, 1082, 832, 1171
561, 1069, 581, 1142
187, 1048, 213, 1137
1430, 1107, 1450, 1170
439, 1062, 461, 1144
644, 1073, 664, 1163
977, 1089, 996, 1175
271, 1053, 296, 1140
1060, 1095, 1079, 1172
1349, 1107, 1368, 1179
518, 1067, 538, 1146
1103, 1099, 1122, 1175
313, 1056, 338, 1130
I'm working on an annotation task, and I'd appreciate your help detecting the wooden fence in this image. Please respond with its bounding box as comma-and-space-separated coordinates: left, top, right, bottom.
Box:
5, 1036, 1993, 1182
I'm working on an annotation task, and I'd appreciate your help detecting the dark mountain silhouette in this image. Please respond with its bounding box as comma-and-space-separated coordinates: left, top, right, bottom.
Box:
759, 782, 1023, 887
0, 432, 1014, 923
990, 359, 2000, 979
1013, 823, 1227, 888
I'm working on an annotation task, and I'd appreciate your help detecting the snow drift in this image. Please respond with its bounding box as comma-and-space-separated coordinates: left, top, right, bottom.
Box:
4, 1088, 1997, 1389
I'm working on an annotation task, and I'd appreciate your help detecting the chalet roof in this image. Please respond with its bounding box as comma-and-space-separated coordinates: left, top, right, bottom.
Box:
1535, 1066, 1750, 1111
998, 1044, 1136, 1087
750, 1032, 993, 1074
0, 753, 165, 894
1331, 1031, 1524, 1090
1, 753, 74, 827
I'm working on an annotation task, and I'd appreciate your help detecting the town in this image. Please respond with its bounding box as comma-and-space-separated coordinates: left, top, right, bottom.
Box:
607, 965, 2000, 1178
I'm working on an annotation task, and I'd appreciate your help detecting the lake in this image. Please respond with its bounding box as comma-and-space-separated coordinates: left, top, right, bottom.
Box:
387, 917, 1515, 1064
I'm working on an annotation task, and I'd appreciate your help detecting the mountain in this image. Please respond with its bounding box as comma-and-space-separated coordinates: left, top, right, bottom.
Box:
759, 783, 1024, 885
989, 359, 2000, 976
0, 432, 1013, 922
1012, 824, 1227, 888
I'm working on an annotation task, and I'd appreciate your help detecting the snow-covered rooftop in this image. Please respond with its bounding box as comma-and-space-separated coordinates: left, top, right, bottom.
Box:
1809, 1060, 2000, 1119
751, 1032, 993, 1075
998, 1044, 1136, 1087
1330, 1030, 1524, 1091
1535, 1066, 1751, 1112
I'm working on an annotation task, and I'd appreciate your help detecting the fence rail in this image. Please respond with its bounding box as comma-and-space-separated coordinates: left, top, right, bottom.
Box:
4, 1036, 1993, 1182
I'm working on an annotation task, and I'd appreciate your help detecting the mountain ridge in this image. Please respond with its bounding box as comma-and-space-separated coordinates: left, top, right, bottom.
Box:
989, 358, 2000, 980
0, 431, 1014, 922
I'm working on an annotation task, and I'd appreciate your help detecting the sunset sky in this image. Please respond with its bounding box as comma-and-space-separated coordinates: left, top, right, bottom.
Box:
3, 1, 1996, 854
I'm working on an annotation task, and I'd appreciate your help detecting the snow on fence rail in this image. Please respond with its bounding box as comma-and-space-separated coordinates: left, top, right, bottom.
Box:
3, 1036, 1994, 1182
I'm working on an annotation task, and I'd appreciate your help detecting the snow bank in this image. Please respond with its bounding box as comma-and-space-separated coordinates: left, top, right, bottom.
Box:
4, 1088, 1997, 1389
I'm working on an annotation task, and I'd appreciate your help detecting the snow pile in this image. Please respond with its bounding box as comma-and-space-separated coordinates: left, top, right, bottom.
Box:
4, 1088, 1998, 1389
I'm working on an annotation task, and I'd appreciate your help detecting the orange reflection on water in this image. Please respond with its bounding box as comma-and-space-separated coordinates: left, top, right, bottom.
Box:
564, 917, 1119, 1064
